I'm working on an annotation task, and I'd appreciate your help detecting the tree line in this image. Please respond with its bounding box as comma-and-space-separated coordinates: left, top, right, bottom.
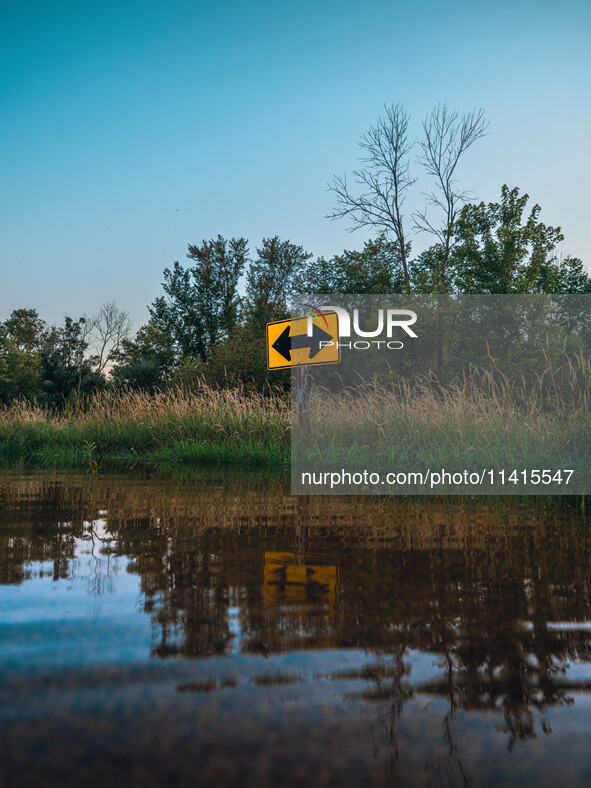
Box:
2, 103, 590, 405
1, 190, 588, 406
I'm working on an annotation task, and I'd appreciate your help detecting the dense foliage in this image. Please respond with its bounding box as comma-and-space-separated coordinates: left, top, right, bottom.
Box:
1, 186, 590, 406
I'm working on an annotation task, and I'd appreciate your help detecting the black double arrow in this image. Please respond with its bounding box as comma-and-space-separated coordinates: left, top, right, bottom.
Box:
272, 322, 333, 362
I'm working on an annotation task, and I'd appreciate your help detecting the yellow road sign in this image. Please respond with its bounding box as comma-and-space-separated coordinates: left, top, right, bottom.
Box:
266, 312, 340, 370
262, 551, 338, 607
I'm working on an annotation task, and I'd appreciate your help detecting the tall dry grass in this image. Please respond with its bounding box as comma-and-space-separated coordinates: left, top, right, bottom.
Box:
299, 357, 591, 475
0, 385, 290, 467
1, 356, 589, 475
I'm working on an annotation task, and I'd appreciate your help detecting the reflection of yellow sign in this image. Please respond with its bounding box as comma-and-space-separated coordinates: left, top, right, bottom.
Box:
263, 551, 338, 606
266, 312, 340, 370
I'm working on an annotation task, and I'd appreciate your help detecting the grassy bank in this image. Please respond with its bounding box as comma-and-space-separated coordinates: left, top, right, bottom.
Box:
299, 363, 591, 490
1, 361, 589, 483
0, 387, 290, 469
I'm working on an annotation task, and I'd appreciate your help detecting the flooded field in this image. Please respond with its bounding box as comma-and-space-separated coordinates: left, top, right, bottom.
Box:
1, 470, 591, 787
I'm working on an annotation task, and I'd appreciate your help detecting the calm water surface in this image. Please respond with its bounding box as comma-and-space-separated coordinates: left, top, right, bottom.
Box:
1, 470, 591, 787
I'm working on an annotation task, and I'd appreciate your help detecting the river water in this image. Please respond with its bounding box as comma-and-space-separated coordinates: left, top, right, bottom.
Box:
1, 470, 591, 787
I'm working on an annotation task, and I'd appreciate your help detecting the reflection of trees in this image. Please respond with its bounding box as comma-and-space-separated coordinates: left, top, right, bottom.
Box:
138, 545, 234, 658
2, 473, 591, 756
0, 477, 90, 584
348, 534, 591, 754
83, 521, 116, 598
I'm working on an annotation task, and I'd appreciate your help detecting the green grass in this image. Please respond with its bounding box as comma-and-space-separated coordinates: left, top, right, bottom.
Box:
0, 386, 290, 470
295, 361, 591, 488
1, 357, 589, 487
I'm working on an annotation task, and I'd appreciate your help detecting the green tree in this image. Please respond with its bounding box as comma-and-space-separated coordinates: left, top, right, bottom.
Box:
0, 328, 40, 403
243, 236, 311, 329
38, 317, 103, 406
295, 235, 405, 294
111, 320, 176, 391
552, 255, 591, 294
150, 235, 248, 362
453, 185, 566, 293
172, 325, 278, 394
409, 245, 447, 293
3, 308, 45, 351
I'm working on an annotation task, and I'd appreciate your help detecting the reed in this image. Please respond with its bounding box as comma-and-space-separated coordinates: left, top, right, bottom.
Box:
0, 357, 588, 475
301, 356, 590, 477
0, 385, 290, 468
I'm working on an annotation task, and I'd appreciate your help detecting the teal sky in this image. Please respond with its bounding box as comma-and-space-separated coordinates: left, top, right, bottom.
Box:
1, 0, 590, 327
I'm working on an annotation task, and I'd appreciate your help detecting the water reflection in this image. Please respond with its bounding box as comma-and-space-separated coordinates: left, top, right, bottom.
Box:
1, 471, 591, 787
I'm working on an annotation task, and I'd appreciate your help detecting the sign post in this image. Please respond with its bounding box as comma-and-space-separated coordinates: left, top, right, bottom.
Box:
267, 309, 339, 436
296, 365, 308, 427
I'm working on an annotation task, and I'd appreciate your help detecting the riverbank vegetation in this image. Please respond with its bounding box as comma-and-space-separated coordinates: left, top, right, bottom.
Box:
1, 106, 590, 473
0, 386, 290, 469
301, 357, 591, 484
1, 182, 589, 409
1, 354, 588, 475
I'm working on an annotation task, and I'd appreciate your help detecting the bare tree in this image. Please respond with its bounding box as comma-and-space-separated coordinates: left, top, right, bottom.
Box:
329, 103, 487, 382
328, 103, 488, 295
413, 105, 488, 382
328, 103, 416, 293
414, 104, 488, 290
87, 302, 133, 375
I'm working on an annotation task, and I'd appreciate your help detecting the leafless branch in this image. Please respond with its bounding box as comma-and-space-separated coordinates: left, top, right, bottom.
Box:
413, 104, 488, 266
328, 103, 416, 290
88, 301, 133, 374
